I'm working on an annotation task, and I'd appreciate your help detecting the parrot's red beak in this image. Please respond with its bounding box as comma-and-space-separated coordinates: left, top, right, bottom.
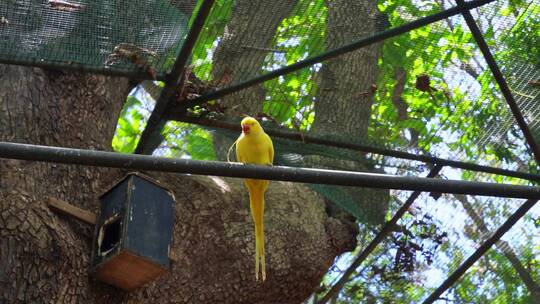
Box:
242, 124, 250, 134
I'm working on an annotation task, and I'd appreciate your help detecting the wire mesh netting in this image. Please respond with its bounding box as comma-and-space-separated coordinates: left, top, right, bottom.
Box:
440, 198, 540, 303
123, 0, 540, 229
2, 0, 539, 302
188, 0, 444, 84
0, 0, 195, 79
150, 1, 539, 302
171, 0, 536, 183
477, 1, 540, 145
319, 188, 538, 303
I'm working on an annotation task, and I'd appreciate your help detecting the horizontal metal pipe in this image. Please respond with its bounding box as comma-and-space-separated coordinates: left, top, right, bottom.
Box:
422, 198, 538, 304
1, 141, 540, 199
171, 117, 540, 182
0, 57, 164, 81
182, 0, 495, 106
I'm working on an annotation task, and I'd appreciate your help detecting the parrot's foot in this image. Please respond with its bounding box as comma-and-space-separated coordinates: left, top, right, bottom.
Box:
255, 251, 260, 282
255, 269, 266, 282
261, 253, 266, 282
255, 260, 266, 282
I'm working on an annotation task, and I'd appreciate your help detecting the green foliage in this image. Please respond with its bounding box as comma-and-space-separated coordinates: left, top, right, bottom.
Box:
263, 0, 326, 127
179, 125, 217, 160
498, 3, 540, 67
160, 121, 218, 160
112, 96, 144, 153
451, 248, 539, 304
191, 0, 234, 79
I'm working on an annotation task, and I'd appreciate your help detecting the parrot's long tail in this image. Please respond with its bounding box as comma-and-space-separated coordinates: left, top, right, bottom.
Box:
247, 180, 267, 282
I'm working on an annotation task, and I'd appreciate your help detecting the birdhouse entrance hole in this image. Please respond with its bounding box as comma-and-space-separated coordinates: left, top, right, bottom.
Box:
99, 217, 121, 255
91, 173, 175, 290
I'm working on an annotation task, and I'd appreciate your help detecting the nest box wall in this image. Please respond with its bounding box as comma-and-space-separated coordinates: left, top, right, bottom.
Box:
91, 173, 175, 290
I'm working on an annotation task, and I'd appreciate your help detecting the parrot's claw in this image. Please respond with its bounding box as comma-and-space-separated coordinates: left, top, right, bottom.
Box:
255, 251, 260, 282
255, 270, 266, 282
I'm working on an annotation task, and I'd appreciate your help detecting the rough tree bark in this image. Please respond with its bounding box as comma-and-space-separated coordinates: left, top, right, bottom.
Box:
0, 65, 131, 303
312, 1, 381, 139
0, 63, 355, 304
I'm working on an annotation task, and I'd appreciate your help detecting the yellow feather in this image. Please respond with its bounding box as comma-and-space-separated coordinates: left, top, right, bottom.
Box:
235, 117, 274, 282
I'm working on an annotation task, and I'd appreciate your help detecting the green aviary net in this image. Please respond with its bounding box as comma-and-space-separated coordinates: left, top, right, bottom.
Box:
0, 0, 192, 79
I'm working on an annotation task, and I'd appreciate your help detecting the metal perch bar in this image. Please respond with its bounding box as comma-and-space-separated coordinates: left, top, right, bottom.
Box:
317, 165, 444, 304
172, 116, 540, 182
422, 198, 539, 304
1, 141, 540, 199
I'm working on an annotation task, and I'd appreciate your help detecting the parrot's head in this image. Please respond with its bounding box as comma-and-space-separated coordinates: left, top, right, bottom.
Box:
240, 116, 263, 135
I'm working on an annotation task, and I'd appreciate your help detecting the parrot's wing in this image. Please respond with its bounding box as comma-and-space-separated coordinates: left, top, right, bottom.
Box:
267, 134, 274, 165
236, 150, 246, 163
235, 135, 246, 163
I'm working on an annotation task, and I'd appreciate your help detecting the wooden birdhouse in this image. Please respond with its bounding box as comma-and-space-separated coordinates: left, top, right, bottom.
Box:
91, 172, 175, 290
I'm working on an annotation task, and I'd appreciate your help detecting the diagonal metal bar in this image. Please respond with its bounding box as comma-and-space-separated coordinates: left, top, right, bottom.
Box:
317, 165, 444, 304
134, 0, 216, 155
422, 198, 538, 304
456, 0, 540, 165
171, 116, 540, 182
176, 0, 495, 110
2, 142, 540, 199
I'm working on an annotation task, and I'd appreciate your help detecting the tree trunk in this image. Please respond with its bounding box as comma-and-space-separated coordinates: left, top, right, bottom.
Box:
211, 0, 297, 116
169, 0, 197, 16
312, 1, 380, 139
124, 173, 355, 304
309, 0, 388, 225
0, 65, 356, 303
0, 65, 131, 303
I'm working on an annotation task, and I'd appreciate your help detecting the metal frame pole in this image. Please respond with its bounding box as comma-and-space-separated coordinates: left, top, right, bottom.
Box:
317, 165, 444, 304
1, 142, 540, 199
422, 198, 538, 303
170, 116, 540, 182
134, 0, 216, 154
456, 0, 540, 165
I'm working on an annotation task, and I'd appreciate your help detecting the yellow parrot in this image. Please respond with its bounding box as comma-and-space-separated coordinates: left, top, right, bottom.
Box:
235, 116, 274, 282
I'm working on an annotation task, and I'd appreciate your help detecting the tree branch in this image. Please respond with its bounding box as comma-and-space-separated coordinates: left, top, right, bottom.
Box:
140, 80, 162, 101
